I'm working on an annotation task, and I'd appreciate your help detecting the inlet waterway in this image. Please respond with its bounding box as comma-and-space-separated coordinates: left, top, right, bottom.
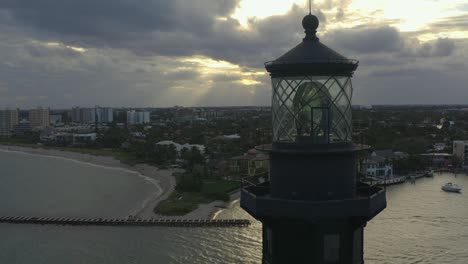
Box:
1, 150, 468, 263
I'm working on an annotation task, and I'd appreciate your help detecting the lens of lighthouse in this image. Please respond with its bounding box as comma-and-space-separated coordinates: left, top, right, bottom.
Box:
272, 75, 352, 144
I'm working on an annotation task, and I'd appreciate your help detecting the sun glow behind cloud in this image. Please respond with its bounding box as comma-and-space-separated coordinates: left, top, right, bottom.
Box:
182, 57, 239, 71
166, 0, 468, 106
233, 0, 468, 39
162, 56, 266, 105
232, 0, 305, 26
44, 42, 87, 53
349, 0, 468, 34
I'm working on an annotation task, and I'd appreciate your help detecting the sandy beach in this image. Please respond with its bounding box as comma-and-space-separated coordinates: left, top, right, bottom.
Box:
0, 145, 237, 220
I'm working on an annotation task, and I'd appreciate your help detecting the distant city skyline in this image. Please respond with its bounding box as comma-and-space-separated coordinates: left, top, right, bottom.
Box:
0, 0, 467, 108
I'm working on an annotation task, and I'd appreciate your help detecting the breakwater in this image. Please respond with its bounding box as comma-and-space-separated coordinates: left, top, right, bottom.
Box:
0, 216, 251, 228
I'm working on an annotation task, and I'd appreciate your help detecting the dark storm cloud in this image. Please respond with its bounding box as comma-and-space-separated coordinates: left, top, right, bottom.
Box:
326, 26, 404, 53
0, 0, 316, 66
355, 66, 468, 105
0, 0, 467, 107
324, 25, 456, 58
0, 0, 239, 37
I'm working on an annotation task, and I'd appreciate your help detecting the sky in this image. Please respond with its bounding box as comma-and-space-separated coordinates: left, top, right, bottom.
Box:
0, 0, 467, 108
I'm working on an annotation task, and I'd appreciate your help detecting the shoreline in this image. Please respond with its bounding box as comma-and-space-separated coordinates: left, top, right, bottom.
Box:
0, 144, 237, 220
210, 191, 241, 219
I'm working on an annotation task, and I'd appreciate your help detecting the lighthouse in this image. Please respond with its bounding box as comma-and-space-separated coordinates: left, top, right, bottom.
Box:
240, 13, 387, 264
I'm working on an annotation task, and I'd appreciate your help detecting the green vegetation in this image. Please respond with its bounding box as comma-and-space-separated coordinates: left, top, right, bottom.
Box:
202, 180, 240, 201
155, 159, 240, 216
154, 179, 240, 216
393, 155, 427, 174
354, 107, 468, 155
155, 192, 209, 216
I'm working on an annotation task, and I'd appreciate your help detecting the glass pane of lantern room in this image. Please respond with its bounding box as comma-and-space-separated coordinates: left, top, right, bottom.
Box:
272, 76, 349, 143
310, 107, 329, 143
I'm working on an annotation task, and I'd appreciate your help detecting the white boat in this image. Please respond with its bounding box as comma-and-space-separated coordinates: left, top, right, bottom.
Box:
441, 182, 462, 193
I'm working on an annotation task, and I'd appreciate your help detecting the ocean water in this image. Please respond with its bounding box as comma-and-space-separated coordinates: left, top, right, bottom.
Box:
0, 150, 468, 263
0, 150, 158, 217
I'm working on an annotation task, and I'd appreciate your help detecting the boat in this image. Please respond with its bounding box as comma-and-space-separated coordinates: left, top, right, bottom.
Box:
441, 182, 462, 193
425, 169, 434, 177
407, 172, 426, 180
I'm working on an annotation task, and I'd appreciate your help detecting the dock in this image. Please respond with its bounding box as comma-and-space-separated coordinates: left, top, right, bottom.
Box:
0, 216, 251, 228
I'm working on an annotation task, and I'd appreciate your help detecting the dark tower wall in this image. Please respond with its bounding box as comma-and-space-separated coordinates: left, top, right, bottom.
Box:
270, 145, 357, 201
262, 219, 365, 264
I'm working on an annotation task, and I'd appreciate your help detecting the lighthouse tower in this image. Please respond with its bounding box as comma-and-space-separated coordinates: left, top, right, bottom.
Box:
240, 13, 387, 264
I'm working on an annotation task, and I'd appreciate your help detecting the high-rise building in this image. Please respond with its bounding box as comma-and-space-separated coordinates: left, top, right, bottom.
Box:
453, 140, 468, 168
0, 109, 19, 136
126, 110, 150, 125
29, 107, 50, 129
71, 107, 92, 123
71, 107, 81, 123
71, 107, 113, 124
91, 107, 114, 123
240, 14, 386, 263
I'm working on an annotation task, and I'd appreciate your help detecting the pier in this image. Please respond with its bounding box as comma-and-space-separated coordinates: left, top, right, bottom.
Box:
0, 216, 251, 228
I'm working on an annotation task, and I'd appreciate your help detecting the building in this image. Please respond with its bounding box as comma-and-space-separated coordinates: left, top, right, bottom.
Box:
14, 119, 32, 137
433, 143, 447, 151
240, 13, 386, 263
230, 149, 269, 177
50, 114, 63, 125
71, 107, 113, 123
127, 110, 150, 125
71, 107, 88, 123
174, 107, 195, 122
199, 108, 224, 120
73, 133, 97, 145
364, 156, 393, 177
29, 107, 50, 129
420, 153, 453, 168
0, 109, 19, 136
53, 133, 74, 145
156, 140, 205, 154
91, 107, 113, 123
453, 140, 468, 168
40, 132, 98, 146
371, 150, 394, 160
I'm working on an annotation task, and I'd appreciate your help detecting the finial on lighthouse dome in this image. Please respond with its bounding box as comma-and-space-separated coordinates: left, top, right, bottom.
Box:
302, 14, 319, 41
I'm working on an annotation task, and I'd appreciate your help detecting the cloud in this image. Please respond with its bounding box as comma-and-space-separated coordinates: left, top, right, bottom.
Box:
0, 0, 466, 108
0, 81, 8, 92
325, 25, 404, 53
0, 0, 239, 37
430, 14, 468, 32
416, 38, 456, 57
324, 25, 456, 58
24, 41, 85, 58
0, 0, 314, 68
